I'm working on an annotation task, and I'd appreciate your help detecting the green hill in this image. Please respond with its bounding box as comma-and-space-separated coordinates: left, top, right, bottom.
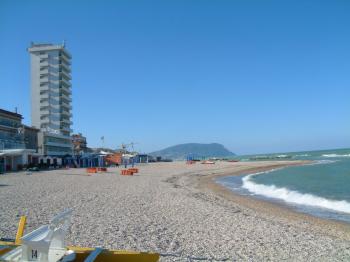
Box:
149, 143, 235, 160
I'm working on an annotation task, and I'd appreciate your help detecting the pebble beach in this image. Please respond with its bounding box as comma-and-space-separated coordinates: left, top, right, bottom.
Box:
1, 161, 350, 261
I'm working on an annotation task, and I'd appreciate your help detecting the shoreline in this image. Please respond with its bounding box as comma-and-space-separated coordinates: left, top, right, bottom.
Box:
197, 161, 350, 240
2, 161, 350, 259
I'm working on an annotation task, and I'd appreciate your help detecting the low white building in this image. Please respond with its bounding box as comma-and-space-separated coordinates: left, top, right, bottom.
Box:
38, 155, 62, 166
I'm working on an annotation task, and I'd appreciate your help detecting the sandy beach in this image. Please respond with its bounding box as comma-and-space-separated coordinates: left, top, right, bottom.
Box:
1, 161, 350, 261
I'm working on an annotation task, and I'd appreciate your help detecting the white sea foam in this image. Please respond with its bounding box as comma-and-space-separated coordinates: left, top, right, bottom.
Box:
322, 154, 350, 158
309, 160, 337, 165
242, 173, 350, 214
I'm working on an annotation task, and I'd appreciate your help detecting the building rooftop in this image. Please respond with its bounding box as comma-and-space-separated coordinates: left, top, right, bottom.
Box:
30, 43, 55, 47
0, 108, 23, 119
27, 41, 72, 58
23, 124, 40, 131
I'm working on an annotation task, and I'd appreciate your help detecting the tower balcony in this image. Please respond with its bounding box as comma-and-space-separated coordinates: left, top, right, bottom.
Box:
59, 54, 71, 65
61, 126, 73, 133
60, 101, 72, 110
40, 92, 50, 100
59, 77, 70, 87
40, 85, 50, 92
39, 53, 49, 59
59, 78, 71, 88
60, 118, 73, 125
60, 62, 70, 72
59, 93, 71, 101
59, 86, 71, 96
60, 70, 71, 80
40, 109, 50, 116
40, 117, 50, 125
40, 100, 50, 107
40, 68, 50, 74
60, 110, 72, 117
40, 60, 49, 67
40, 76, 50, 84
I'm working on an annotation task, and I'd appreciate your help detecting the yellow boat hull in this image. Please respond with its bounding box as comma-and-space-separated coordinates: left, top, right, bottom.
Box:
0, 244, 159, 261
68, 246, 159, 261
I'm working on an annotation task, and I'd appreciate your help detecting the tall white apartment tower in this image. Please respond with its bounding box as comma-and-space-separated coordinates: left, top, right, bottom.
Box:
28, 42, 73, 156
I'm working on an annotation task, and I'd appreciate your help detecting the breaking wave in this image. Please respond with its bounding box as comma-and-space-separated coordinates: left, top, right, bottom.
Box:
242, 173, 350, 214
322, 154, 350, 158
309, 160, 337, 165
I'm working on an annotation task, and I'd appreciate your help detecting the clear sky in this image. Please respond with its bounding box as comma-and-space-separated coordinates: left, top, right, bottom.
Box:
0, 0, 349, 155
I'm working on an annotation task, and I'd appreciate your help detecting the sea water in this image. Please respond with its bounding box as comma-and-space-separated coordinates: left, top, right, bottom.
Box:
217, 148, 350, 223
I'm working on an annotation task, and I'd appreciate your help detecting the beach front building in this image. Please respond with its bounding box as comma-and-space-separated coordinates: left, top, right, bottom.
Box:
0, 109, 40, 173
28, 42, 73, 157
0, 109, 25, 150
134, 154, 150, 163
72, 133, 88, 155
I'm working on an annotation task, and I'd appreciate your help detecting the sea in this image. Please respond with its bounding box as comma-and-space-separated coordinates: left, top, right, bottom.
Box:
216, 148, 350, 223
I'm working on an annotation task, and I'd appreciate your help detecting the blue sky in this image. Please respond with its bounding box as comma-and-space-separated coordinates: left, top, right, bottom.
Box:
0, 0, 349, 155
